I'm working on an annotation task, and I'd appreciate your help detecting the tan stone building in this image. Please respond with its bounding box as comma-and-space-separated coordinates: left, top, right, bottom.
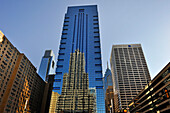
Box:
0, 31, 46, 113
110, 44, 151, 112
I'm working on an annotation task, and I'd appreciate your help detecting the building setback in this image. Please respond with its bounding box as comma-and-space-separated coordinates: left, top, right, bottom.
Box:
110, 44, 151, 112
52, 5, 105, 112
129, 62, 170, 113
0, 31, 46, 113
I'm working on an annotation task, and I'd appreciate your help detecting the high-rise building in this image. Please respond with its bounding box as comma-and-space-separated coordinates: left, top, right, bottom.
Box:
128, 62, 170, 113
38, 50, 56, 81
110, 44, 151, 112
52, 5, 105, 112
38, 50, 56, 113
0, 31, 46, 113
104, 63, 114, 113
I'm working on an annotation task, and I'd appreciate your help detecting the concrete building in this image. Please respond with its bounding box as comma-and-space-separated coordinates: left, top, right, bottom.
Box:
0, 31, 46, 113
110, 44, 151, 112
52, 5, 105, 112
128, 62, 170, 113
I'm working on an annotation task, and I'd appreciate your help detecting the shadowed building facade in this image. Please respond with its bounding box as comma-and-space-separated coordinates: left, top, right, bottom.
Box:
0, 31, 45, 113
110, 44, 151, 112
52, 5, 105, 112
129, 62, 170, 113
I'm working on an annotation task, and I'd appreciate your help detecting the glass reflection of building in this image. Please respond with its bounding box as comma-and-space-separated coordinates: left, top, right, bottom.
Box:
56, 50, 96, 113
52, 5, 105, 112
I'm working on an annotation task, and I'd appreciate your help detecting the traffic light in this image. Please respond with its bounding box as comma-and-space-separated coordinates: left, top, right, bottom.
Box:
123, 109, 127, 113
165, 88, 169, 98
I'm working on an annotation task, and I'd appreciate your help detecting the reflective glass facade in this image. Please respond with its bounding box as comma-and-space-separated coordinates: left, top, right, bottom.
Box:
53, 5, 105, 112
38, 50, 56, 81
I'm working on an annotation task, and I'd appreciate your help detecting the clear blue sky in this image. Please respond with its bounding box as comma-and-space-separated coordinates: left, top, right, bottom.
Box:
1, 0, 170, 79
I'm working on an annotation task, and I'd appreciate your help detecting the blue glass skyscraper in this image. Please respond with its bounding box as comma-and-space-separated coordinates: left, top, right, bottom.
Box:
53, 5, 105, 112
38, 50, 56, 81
104, 63, 113, 97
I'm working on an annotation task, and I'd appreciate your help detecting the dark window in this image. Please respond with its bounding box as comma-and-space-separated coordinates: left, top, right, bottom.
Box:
94, 36, 99, 38
93, 23, 98, 25
95, 52, 100, 54
94, 41, 100, 43
65, 17, 69, 19
56, 72, 62, 75
95, 78, 103, 81
59, 53, 65, 55
93, 19, 98, 21
95, 57, 101, 60
61, 42, 66, 44
62, 33, 67, 35
79, 9, 84, 12
64, 21, 69, 23
53, 87, 60, 90
58, 59, 64, 61
94, 31, 99, 33
54, 79, 61, 82
52, 61, 55, 68
57, 65, 63, 68
96, 86, 103, 89
94, 46, 100, 48
95, 71, 102, 73
94, 27, 99, 29
95, 64, 101, 66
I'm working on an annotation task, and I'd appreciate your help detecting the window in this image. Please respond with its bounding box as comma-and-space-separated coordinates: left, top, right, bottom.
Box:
58, 59, 64, 61
53, 87, 60, 90
95, 64, 101, 66
93, 23, 98, 25
65, 17, 69, 19
57, 65, 63, 68
94, 46, 100, 48
52, 61, 55, 68
56, 72, 62, 75
95, 78, 102, 81
59, 53, 65, 55
79, 9, 84, 12
96, 86, 103, 89
54, 79, 61, 82
94, 36, 99, 38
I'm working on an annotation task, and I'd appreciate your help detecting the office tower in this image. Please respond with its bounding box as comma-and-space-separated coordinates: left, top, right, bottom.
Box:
52, 5, 105, 112
38, 50, 56, 81
110, 44, 151, 112
0, 31, 46, 113
56, 50, 96, 112
38, 50, 56, 113
104, 63, 114, 113
129, 62, 170, 113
